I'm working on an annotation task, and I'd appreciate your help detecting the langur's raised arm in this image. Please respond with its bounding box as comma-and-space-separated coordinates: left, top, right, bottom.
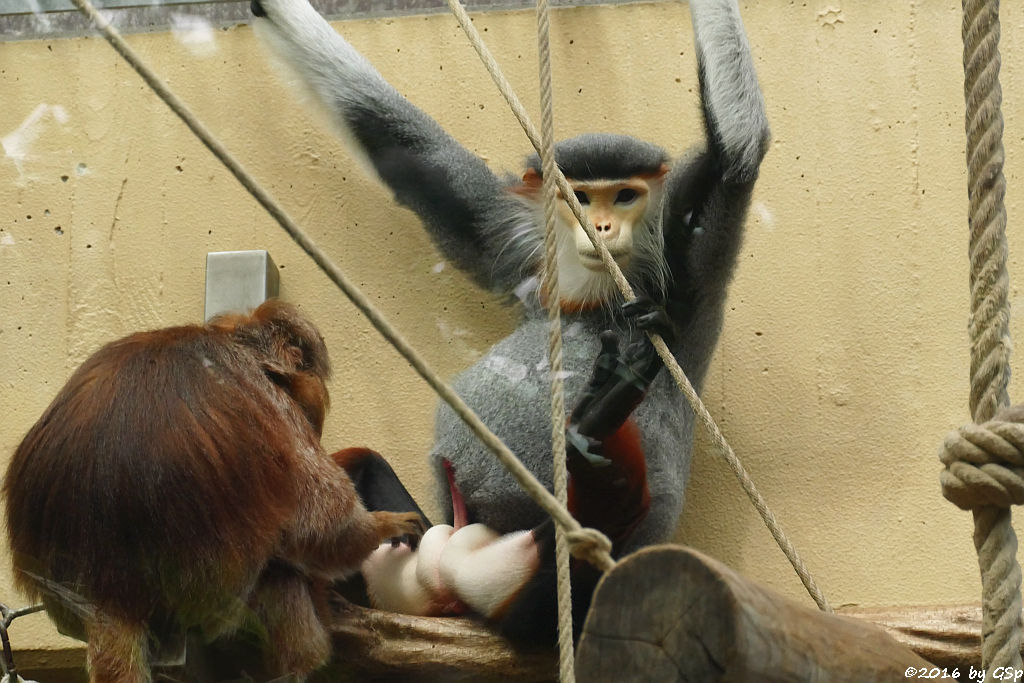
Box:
662, 0, 770, 303
253, 0, 528, 293
690, 0, 770, 183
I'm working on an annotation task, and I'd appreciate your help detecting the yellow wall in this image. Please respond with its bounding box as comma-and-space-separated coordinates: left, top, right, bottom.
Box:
0, 0, 1017, 660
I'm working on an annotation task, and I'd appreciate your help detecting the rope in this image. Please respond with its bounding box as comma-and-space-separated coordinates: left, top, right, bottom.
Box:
939, 409, 1024, 674
443, 0, 631, 299
444, 0, 830, 612
68, 0, 616, 574
532, 0, 576, 676
940, 411, 1024, 510
954, 0, 1023, 675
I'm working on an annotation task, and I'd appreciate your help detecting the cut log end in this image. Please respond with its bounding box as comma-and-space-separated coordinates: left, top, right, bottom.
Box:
575, 545, 931, 683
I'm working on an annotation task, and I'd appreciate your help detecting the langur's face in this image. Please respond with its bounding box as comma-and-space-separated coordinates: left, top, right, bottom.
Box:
514, 165, 668, 305
556, 176, 662, 272
557, 179, 651, 272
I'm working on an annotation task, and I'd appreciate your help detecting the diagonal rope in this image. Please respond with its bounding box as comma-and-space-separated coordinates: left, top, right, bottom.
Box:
443, 0, 830, 613
532, 0, 576, 677
68, 0, 616, 574
958, 0, 1022, 676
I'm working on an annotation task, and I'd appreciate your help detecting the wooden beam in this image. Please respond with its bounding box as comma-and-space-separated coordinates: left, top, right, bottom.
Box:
10, 555, 1003, 681
162, 593, 558, 682
162, 599, 1001, 681
133, 555, 1001, 681
838, 604, 984, 671
315, 596, 556, 682
251, 594, 992, 681
575, 545, 931, 682
11, 594, 1000, 681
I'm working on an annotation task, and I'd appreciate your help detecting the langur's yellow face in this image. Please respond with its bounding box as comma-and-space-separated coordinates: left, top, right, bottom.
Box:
557, 175, 661, 272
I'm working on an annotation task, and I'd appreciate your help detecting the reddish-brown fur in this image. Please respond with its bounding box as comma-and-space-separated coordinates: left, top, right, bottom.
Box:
2, 300, 421, 682
330, 446, 380, 470
568, 417, 650, 552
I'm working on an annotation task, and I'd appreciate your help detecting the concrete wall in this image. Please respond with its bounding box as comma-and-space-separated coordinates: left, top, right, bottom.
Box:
1, 0, 1019, 662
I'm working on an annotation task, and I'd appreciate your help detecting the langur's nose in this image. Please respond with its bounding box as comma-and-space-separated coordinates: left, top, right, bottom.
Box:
595, 221, 619, 239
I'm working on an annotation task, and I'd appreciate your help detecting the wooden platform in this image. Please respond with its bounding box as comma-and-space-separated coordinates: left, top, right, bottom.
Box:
11, 545, 989, 682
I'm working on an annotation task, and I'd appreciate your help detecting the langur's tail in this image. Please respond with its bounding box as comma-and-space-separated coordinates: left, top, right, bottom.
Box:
86, 614, 150, 683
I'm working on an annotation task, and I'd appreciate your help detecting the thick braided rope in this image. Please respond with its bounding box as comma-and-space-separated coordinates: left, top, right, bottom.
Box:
445, 0, 830, 612
964, 1, 1012, 420
68, 0, 617, 574
958, 0, 1022, 675
532, 0, 577, 678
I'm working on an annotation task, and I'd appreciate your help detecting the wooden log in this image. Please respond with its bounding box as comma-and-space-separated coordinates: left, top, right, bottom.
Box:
162, 592, 557, 682
837, 604, 984, 671
10, 591, 1002, 680
314, 595, 556, 682
136, 555, 1000, 681
575, 544, 932, 683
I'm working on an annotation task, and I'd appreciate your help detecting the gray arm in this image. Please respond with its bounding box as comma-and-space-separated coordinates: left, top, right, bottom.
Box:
664, 0, 770, 288
689, 0, 770, 184
660, 0, 770, 383
253, 0, 532, 294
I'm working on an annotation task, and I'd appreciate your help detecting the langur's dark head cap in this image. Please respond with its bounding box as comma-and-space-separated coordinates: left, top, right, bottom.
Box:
524, 133, 669, 181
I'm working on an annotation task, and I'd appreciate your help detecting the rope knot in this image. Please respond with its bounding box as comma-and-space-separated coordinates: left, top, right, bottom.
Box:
565, 527, 615, 571
940, 405, 1024, 510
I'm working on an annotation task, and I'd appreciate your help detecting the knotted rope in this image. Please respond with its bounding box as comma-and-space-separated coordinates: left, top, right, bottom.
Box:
940, 409, 1024, 511
941, 0, 1023, 676
939, 408, 1024, 674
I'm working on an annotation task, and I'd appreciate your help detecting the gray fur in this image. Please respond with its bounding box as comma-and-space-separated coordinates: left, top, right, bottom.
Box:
524, 134, 670, 181
433, 303, 692, 550
690, 0, 770, 183
254, 0, 770, 552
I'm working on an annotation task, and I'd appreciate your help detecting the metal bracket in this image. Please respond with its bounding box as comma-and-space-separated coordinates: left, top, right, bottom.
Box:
1, 602, 45, 678
204, 250, 280, 321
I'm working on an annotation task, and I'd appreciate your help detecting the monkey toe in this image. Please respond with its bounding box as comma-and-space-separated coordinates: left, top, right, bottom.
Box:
250, 0, 267, 18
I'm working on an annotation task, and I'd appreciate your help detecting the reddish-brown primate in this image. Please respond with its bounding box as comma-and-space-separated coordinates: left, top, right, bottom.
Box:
2, 300, 423, 683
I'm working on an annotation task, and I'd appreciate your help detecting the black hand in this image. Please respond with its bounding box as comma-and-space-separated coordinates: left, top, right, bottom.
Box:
570, 330, 622, 424
569, 331, 655, 445
621, 295, 677, 382
622, 295, 676, 346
